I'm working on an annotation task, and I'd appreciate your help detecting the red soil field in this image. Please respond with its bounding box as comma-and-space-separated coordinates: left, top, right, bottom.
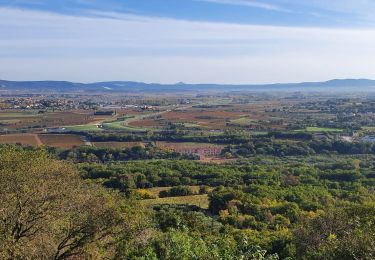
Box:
128, 119, 164, 128
0, 134, 42, 146
0, 110, 117, 130
38, 134, 85, 149
162, 110, 244, 121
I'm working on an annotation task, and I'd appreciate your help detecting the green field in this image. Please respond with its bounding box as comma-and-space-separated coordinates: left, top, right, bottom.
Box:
183, 122, 201, 128
362, 126, 375, 131
100, 111, 168, 132
102, 120, 148, 132
296, 127, 343, 133
0, 112, 41, 118
64, 124, 102, 132
65, 116, 149, 133
0, 119, 21, 124
230, 117, 255, 126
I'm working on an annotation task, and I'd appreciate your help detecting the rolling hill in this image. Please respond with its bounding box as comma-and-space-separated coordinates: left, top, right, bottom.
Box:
0, 79, 374, 93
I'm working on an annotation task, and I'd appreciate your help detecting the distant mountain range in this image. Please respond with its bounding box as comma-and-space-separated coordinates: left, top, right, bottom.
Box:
0, 79, 375, 94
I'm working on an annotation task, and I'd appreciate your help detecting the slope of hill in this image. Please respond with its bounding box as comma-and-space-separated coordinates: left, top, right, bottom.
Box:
0, 79, 374, 93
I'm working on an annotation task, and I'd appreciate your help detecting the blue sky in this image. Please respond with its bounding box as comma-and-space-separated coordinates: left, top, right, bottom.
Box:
1, 0, 374, 27
1, 0, 375, 83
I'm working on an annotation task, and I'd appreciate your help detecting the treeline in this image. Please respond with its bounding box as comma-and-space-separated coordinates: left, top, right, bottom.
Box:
52, 146, 197, 163
80, 157, 375, 191
81, 131, 251, 144
225, 138, 375, 157
80, 160, 246, 189
71, 130, 313, 145
23, 131, 375, 160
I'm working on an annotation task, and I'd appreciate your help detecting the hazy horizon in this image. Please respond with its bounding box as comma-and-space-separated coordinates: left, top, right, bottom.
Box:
1, 77, 375, 86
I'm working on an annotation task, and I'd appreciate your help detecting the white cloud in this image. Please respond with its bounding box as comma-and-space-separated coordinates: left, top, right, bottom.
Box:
195, 0, 289, 12
284, 0, 375, 15
196, 0, 375, 24
1, 7, 375, 83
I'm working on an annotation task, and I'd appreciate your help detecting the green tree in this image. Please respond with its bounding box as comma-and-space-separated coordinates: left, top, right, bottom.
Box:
294, 204, 375, 259
0, 147, 147, 259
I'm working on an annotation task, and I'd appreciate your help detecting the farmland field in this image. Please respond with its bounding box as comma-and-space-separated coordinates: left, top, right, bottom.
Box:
93, 141, 145, 149
0, 134, 42, 146
229, 117, 256, 126
0, 111, 40, 118
38, 134, 86, 148
64, 124, 102, 132
128, 118, 164, 128
102, 120, 147, 132
0, 110, 107, 130
121, 111, 170, 130
297, 127, 344, 132
160, 109, 245, 129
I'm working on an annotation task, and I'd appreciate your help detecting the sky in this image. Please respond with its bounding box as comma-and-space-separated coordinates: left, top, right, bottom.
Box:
1, 0, 375, 84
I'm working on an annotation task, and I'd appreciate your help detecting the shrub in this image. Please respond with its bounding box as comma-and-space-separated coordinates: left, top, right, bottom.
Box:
159, 186, 194, 198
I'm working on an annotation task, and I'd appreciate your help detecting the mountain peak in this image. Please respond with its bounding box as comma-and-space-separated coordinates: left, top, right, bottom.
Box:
175, 82, 186, 85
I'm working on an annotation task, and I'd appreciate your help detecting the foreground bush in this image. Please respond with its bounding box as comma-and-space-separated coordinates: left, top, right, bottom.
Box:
0, 147, 147, 259
294, 204, 375, 259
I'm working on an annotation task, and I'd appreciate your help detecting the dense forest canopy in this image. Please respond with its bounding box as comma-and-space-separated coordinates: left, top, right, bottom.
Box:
1, 145, 375, 259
